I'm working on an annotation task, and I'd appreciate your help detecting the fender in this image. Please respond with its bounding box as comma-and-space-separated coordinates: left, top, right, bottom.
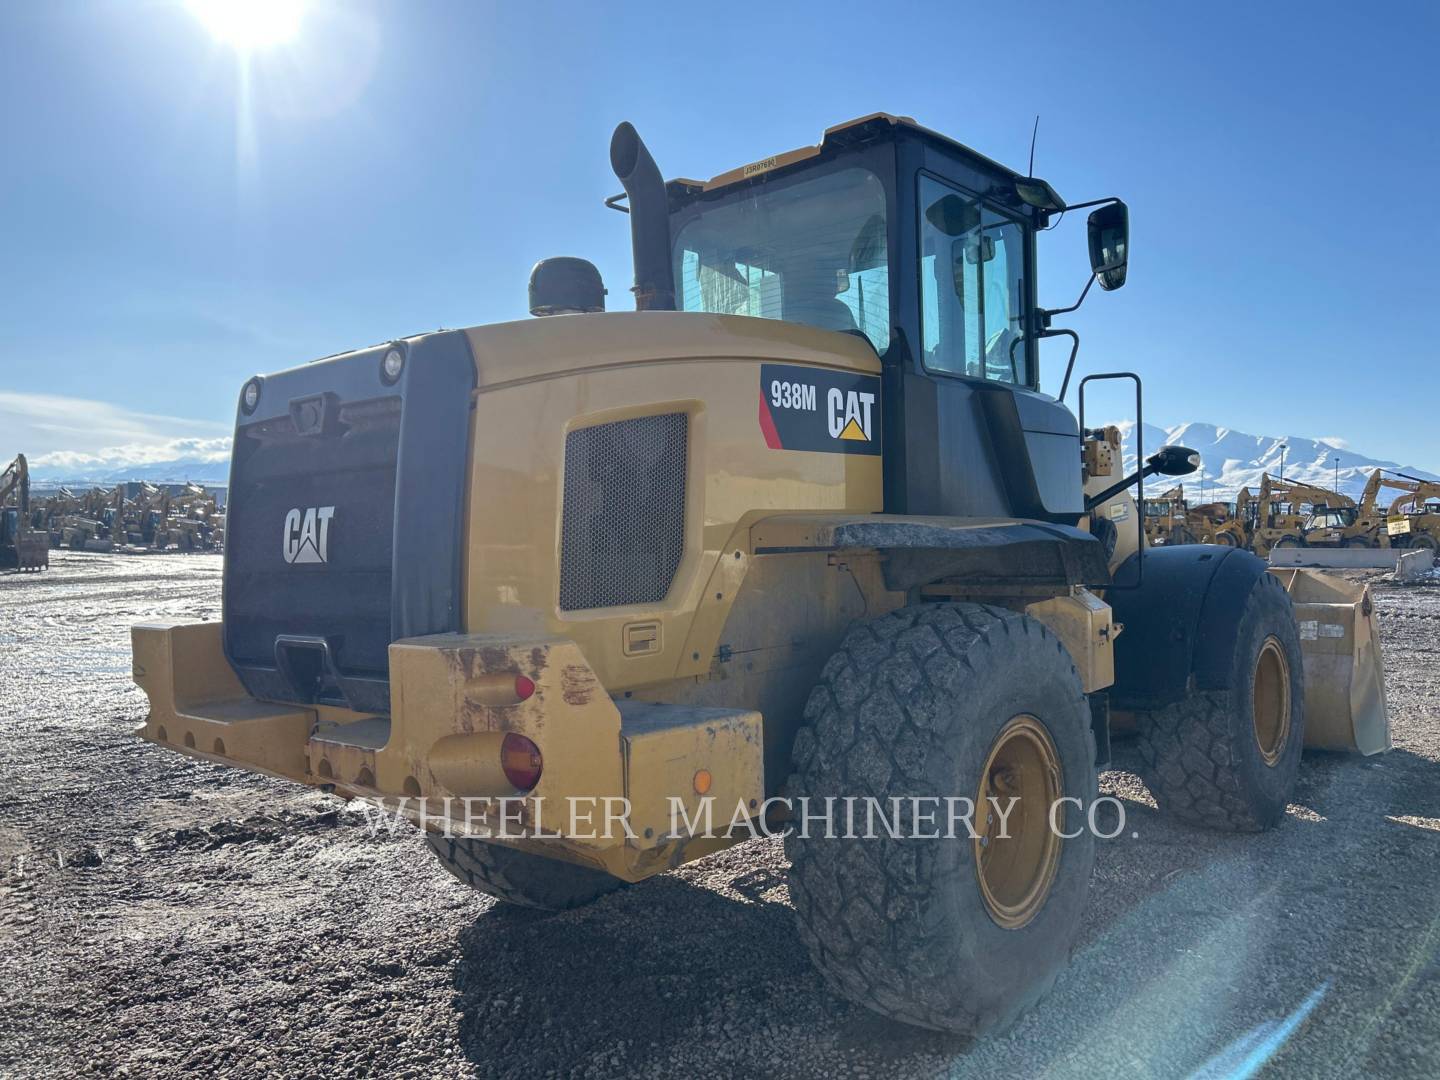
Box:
749, 513, 1110, 592
1108, 545, 1272, 710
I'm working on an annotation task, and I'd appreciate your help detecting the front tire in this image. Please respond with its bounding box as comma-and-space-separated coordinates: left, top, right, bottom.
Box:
425, 834, 625, 910
1135, 572, 1305, 831
785, 603, 1097, 1035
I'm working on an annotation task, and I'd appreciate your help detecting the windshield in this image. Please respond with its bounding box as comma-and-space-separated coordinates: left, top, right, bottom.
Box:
672, 167, 890, 351
1306, 506, 1356, 529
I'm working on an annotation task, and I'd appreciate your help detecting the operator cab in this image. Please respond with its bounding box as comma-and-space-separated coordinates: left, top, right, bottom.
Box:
613, 114, 1131, 524
1307, 505, 1358, 530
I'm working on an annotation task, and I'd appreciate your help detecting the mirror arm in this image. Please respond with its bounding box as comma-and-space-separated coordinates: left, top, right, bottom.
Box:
1042, 272, 1098, 321
1057, 195, 1121, 214
1086, 461, 1163, 513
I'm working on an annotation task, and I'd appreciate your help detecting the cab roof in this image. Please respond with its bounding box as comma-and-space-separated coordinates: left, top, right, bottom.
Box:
667, 112, 1027, 196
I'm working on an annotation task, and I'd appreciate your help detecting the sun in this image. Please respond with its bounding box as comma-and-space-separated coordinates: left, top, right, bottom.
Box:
185, 0, 304, 50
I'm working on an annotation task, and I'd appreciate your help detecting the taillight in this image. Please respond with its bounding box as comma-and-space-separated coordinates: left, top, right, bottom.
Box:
514, 674, 536, 701
501, 733, 543, 791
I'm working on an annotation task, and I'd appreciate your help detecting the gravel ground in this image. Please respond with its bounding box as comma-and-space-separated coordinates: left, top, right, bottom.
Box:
2, 552, 1439, 1078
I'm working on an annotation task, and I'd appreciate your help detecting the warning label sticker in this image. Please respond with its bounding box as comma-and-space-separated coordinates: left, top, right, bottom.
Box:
758, 364, 881, 456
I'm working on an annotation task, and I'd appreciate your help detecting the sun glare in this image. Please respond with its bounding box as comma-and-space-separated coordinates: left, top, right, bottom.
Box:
185, 0, 303, 50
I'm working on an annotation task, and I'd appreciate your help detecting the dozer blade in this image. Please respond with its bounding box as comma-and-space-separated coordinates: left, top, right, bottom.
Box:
1269, 568, 1389, 755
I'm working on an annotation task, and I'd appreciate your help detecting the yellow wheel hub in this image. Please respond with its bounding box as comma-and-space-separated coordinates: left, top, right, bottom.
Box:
975, 715, 1064, 930
1253, 636, 1291, 766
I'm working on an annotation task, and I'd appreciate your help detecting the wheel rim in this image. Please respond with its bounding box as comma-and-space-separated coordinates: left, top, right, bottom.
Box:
975, 715, 1064, 930
1252, 637, 1292, 766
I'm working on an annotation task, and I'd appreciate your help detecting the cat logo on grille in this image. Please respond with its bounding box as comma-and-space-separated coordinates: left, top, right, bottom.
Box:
283, 506, 335, 564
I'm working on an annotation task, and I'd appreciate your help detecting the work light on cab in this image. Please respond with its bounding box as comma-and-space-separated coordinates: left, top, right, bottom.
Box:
240, 377, 262, 414
381, 347, 405, 384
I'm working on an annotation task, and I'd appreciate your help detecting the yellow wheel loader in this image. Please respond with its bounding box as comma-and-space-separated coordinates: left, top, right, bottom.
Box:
1187, 495, 1246, 547
1142, 485, 1194, 545
131, 115, 1388, 1036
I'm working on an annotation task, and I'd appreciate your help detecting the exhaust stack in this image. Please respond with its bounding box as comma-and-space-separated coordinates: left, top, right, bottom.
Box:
610, 122, 676, 311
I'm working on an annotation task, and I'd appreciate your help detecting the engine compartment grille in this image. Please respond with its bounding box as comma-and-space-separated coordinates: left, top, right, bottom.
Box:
559, 412, 688, 611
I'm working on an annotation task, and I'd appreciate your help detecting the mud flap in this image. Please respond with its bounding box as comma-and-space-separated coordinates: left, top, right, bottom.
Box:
1268, 568, 1390, 755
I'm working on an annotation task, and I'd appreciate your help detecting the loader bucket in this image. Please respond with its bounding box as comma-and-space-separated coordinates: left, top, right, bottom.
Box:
1268, 568, 1389, 755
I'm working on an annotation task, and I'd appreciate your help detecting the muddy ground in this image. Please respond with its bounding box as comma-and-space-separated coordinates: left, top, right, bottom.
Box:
2, 552, 1439, 1079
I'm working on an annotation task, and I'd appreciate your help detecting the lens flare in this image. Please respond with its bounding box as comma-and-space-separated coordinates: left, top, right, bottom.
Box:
185, 0, 303, 50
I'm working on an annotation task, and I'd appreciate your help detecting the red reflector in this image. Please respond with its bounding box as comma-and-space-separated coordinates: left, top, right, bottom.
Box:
514, 674, 536, 701
501, 732, 543, 791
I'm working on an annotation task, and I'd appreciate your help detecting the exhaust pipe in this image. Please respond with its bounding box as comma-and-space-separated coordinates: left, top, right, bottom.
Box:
610, 122, 676, 311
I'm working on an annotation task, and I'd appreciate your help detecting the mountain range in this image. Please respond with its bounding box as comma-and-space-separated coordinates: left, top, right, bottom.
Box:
1114, 422, 1439, 504
24, 422, 1439, 501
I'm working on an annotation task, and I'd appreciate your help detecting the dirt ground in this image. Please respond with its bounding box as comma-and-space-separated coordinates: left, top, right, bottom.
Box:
2, 552, 1439, 1079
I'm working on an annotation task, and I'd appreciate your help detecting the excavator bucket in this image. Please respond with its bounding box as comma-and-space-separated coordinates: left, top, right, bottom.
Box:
1268, 568, 1389, 754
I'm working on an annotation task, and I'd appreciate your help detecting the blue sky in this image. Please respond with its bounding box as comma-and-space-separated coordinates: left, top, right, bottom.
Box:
1, 1, 1437, 470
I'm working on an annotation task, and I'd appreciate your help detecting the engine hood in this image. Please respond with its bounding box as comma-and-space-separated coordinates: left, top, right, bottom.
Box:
462, 311, 881, 391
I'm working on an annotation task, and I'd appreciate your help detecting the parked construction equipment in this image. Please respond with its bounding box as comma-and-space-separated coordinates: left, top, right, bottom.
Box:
1297, 469, 1412, 550
1142, 485, 1195, 545
1186, 495, 1247, 547
131, 115, 1388, 1036
1240, 474, 1351, 557
0, 455, 48, 570
1387, 480, 1440, 551
28, 481, 224, 553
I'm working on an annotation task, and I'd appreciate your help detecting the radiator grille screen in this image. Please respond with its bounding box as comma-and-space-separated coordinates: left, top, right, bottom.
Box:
560, 412, 687, 611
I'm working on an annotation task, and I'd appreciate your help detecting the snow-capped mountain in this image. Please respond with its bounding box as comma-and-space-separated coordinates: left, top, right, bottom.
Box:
1113, 422, 1440, 503
27, 455, 230, 488
19, 421, 1437, 502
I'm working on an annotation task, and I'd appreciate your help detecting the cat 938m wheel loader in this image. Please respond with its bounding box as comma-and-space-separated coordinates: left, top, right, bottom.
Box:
132, 114, 1388, 1036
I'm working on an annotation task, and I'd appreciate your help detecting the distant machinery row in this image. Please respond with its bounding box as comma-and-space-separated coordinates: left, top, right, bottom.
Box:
0, 453, 224, 566
1144, 469, 1440, 555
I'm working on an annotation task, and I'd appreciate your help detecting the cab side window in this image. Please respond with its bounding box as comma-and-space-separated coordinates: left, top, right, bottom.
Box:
919, 174, 1030, 385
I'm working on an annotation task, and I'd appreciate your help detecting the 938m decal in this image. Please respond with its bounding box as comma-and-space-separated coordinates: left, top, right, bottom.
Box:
758, 364, 881, 455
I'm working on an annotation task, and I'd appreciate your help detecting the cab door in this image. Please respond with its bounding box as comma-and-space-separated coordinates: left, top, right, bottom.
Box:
903, 171, 1083, 521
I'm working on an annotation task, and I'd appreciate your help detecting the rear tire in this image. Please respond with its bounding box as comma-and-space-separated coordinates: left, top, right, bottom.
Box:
425, 833, 626, 910
1272, 535, 1304, 549
1135, 572, 1305, 831
1213, 531, 1239, 548
784, 603, 1097, 1035
1413, 534, 1438, 551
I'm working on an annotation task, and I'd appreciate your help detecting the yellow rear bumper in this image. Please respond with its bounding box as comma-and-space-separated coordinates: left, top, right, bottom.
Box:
131, 622, 764, 881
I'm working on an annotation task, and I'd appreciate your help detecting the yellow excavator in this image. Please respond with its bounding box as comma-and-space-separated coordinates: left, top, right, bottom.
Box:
1298, 469, 1418, 549
152, 484, 223, 551
0, 454, 49, 571
1247, 474, 1352, 557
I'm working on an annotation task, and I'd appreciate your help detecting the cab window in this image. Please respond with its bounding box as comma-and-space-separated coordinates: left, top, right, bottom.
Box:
919, 173, 1029, 385
674, 167, 891, 352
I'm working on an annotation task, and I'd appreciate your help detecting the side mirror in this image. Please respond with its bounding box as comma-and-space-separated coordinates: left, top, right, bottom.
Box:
1147, 445, 1200, 477
1087, 201, 1129, 291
